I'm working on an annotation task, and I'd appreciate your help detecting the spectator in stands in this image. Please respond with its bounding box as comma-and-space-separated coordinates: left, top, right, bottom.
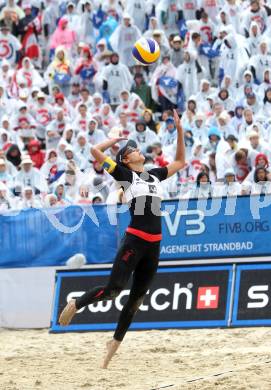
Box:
41, 149, 65, 185
46, 47, 73, 96
44, 193, 58, 207
109, 13, 141, 68
142, 109, 159, 133
233, 149, 251, 183
102, 52, 133, 107
250, 167, 271, 195
0, 181, 13, 211
90, 192, 105, 204
56, 167, 82, 202
176, 50, 200, 101
0, 22, 21, 66
6, 144, 21, 169
204, 127, 222, 153
50, 17, 77, 53
170, 36, 183, 68
131, 74, 154, 111
0, 158, 13, 187
2, 0, 271, 210
160, 116, 177, 147
186, 171, 212, 199
214, 169, 242, 197
247, 130, 271, 160
18, 186, 42, 209
74, 45, 97, 93
54, 183, 68, 206
27, 140, 45, 169
15, 155, 48, 194
76, 184, 92, 204
129, 120, 159, 153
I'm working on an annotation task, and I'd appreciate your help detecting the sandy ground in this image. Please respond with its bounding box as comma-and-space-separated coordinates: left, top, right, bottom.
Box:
1, 327, 271, 390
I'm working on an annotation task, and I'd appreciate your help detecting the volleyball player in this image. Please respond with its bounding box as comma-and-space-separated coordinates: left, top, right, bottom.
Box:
59, 110, 185, 368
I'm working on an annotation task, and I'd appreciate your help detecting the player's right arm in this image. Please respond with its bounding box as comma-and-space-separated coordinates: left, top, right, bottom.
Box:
91, 138, 132, 183
91, 137, 126, 165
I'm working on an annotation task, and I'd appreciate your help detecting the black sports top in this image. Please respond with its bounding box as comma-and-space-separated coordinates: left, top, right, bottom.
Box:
102, 157, 168, 241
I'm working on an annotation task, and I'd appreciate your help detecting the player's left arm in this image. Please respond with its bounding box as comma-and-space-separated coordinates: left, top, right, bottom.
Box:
166, 109, 186, 178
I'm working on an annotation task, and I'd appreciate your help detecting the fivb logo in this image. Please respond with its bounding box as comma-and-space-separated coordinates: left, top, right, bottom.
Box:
66, 284, 220, 314
247, 285, 269, 309
162, 209, 205, 236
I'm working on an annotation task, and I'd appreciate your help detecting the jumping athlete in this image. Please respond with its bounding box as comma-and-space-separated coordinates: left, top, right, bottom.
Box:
59, 110, 185, 368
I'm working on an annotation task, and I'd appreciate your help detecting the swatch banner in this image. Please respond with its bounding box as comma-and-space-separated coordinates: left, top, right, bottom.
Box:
50, 265, 233, 332
232, 264, 271, 326
118, 195, 271, 260
0, 205, 117, 268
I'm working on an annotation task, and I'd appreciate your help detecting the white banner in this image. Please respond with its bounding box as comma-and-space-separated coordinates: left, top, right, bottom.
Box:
0, 267, 55, 328
0, 263, 111, 329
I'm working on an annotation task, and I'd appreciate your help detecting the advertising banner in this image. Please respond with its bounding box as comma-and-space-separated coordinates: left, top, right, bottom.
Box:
118, 196, 271, 260
51, 265, 233, 332
2, 194, 271, 269
0, 205, 117, 268
232, 264, 271, 326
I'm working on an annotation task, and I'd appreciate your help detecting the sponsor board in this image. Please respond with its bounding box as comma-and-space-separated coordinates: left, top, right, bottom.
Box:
117, 196, 271, 260
232, 264, 271, 326
50, 266, 233, 332
4, 196, 271, 269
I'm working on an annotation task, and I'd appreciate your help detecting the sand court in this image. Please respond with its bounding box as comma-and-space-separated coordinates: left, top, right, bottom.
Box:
1, 327, 271, 390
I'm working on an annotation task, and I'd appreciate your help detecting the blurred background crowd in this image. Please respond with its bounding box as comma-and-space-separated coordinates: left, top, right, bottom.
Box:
0, 0, 271, 210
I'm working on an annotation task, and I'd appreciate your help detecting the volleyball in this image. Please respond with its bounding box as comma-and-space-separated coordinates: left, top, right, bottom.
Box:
132, 37, 160, 65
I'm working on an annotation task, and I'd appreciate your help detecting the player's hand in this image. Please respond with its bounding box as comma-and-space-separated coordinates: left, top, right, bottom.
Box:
173, 109, 182, 133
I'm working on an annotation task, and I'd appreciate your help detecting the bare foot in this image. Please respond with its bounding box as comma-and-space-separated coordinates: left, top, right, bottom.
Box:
59, 299, 77, 326
101, 339, 121, 369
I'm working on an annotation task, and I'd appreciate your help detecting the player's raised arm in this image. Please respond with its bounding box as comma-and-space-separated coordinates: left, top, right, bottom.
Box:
166, 109, 186, 178
91, 137, 127, 165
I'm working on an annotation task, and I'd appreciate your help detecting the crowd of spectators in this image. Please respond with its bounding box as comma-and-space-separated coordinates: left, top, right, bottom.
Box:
0, 0, 271, 211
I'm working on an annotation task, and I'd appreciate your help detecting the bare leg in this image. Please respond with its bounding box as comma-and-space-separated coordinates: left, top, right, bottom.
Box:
101, 338, 121, 369
59, 299, 77, 326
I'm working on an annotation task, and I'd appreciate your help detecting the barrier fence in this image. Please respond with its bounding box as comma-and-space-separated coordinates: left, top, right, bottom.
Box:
1, 195, 271, 268
50, 263, 271, 332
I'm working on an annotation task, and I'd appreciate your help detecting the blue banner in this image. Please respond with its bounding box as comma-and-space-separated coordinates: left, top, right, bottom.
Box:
118, 195, 271, 260
0, 205, 117, 268
1, 195, 271, 268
